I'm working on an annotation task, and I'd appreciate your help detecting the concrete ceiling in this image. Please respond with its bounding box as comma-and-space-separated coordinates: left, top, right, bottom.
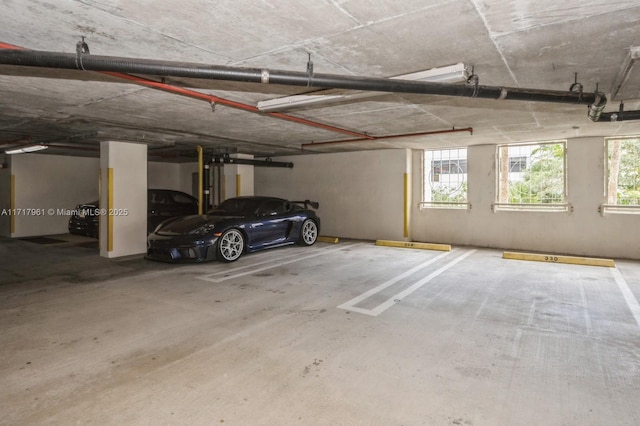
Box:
2, 0, 640, 161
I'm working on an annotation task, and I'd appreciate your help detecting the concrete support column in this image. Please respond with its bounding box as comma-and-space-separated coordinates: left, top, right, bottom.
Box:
224, 154, 254, 198
99, 141, 147, 258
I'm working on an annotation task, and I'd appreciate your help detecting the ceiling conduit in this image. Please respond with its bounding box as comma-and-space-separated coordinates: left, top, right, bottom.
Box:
0, 48, 607, 120
599, 110, 640, 122
0, 42, 372, 140
301, 127, 473, 150
596, 101, 640, 122
101, 72, 374, 139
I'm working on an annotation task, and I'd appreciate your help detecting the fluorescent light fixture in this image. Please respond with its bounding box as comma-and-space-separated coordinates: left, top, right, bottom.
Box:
257, 63, 469, 112
389, 62, 469, 83
5, 144, 48, 154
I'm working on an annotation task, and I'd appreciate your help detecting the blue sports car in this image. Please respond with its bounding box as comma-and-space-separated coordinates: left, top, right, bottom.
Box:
146, 196, 320, 263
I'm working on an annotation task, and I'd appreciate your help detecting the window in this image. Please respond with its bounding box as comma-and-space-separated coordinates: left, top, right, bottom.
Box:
508, 156, 528, 173
496, 141, 567, 210
258, 200, 287, 216
170, 192, 197, 205
605, 137, 640, 210
422, 148, 468, 208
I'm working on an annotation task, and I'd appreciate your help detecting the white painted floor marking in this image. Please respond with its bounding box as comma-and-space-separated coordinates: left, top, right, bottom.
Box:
201, 244, 327, 276
526, 300, 536, 327
198, 243, 362, 283
611, 267, 640, 329
337, 251, 452, 310
338, 249, 477, 316
579, 285, 592, 334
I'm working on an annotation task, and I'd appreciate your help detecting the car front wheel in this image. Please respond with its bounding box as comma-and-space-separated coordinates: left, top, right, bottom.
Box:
299, 219, 318, 246
216, 229, 244, 262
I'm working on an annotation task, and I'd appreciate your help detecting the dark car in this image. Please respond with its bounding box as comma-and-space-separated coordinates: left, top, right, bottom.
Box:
68, 189, 199, 237
68, 200, 101, 238
146, 196, 320, 263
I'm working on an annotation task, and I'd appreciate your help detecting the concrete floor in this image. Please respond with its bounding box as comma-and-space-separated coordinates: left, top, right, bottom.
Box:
1, 236, 640, 426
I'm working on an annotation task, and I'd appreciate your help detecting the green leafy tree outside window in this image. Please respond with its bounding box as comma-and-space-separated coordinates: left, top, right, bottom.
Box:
608, 138, 640, 205
499, 143, 566, 204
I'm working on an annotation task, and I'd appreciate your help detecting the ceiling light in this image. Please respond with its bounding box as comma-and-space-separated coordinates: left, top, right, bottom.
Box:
5, 144, 48, 154
257, 63, 470, 112
389, 62, 469, 83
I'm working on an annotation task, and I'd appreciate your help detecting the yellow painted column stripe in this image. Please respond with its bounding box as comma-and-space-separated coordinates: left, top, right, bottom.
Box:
107, 168, 114, 252
403, 172, 409, 238
236, 174, 241, 197
503, 251, 615, 267
376, 239, 451, 251
10, 174, 15, 234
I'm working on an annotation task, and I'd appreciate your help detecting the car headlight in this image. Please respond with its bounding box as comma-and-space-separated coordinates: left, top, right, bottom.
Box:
189, 223, 216, 235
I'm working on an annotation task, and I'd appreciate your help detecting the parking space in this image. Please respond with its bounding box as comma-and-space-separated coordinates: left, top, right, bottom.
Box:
1, 239, 640, 425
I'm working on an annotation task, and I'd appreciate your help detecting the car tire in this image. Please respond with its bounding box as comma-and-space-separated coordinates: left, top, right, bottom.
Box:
298, 219, 318, 246
216, 228, 244, 262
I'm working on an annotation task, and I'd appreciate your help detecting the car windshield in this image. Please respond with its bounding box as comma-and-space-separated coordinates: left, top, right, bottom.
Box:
208, 198, 264, 216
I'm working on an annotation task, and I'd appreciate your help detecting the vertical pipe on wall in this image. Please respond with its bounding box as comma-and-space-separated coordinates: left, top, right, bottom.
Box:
10, 175, 15, 234
215, 163, 223, 206
204, 163, 210, 212
403, 173, 409, 238
197, 146, 203, 214
222, 174, 226, 202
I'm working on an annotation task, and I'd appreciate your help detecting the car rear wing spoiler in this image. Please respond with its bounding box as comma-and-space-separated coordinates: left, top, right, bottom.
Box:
292, 200, 319, 209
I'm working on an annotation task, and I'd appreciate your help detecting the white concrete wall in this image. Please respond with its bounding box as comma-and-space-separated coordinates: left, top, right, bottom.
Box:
9, 154, 99, 238
255, 149, 410, 241
2, 158, 193, 239
148, 162, 181, 191
255, 139, 639, 259
411, 137, 640, 260
179, 163, 199, 197
225, 154, 255, 198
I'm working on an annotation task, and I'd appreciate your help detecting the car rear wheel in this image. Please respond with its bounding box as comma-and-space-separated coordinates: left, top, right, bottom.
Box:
216, 229, 244, 262
299, 219, 318, 246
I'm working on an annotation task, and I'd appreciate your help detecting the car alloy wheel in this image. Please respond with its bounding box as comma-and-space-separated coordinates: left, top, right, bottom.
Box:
217, 229, 244, 262
300, 219, 318, 246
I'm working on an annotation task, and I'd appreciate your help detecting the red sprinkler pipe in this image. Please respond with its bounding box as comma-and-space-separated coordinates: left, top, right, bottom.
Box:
0, 42, 20, 49
101, 72, 374, 139
301, 127, 473, 149
0, 41, 373, 140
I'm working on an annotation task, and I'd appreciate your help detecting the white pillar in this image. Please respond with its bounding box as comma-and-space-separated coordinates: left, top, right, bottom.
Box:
99, 141, 147, 258
224, 154, 254, 199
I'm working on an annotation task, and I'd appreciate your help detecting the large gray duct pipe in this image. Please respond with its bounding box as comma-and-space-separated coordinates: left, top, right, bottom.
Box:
0, 48, 606, 111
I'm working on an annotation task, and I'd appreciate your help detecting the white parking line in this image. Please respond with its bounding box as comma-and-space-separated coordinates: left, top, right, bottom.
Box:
338, 249, 477, 316
197, 242, 362, 283
611, 267, 640, 329
200, 244, 327, 276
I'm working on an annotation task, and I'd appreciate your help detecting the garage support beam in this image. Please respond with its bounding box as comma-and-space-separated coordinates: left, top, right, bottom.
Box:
99, 141, 147, 258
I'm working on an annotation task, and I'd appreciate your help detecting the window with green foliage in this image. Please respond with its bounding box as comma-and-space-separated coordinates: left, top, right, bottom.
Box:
423, 148, 468, 206
496, 141, 567, 207
606, 137, 640, 206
